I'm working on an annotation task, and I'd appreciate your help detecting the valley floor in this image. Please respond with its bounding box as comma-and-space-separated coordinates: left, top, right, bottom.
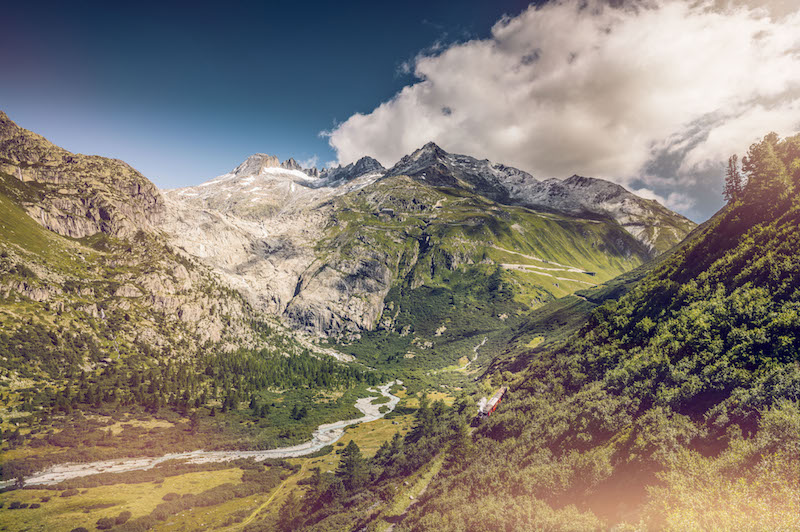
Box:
0, 382, 402, 490
0, 384, 428, 532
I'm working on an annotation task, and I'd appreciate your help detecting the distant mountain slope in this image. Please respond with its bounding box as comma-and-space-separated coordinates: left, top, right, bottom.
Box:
161, 154, 386, 325
311, 174, 650, 369
386, 142, 695, 253
487, 210, 721, 376
398, 132, 800, 531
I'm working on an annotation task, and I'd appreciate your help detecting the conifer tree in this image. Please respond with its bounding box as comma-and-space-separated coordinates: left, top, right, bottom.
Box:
723, 154, 743, 202
336, 440, 368, 491
742, 133, 790, 203
277, 490, 302, 531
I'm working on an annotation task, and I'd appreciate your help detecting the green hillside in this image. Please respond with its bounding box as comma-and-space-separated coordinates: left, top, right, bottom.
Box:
274, 134, 800, 531
394, 132, 800, 531
0, 169, 379, 482
326, 175, 653, 383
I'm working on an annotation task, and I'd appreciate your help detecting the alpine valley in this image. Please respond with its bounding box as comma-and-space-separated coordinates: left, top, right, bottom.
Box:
0, 109, 797, 532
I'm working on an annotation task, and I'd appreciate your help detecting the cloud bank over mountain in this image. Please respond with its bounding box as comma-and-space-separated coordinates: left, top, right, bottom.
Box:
326, 0, 800, 220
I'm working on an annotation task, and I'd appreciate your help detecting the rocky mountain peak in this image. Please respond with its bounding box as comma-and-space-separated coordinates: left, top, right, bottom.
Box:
351, 156, 384, 174
420, 141, 445, 153
230, 154, 319, 178
232, 153, 281, 176
281, 157, 303, 171
406, 141, 447, 163
320, 156, 385, 186
386, 142, 521, 196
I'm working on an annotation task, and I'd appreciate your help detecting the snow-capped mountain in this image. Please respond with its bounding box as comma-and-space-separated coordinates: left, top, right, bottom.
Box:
166, 154, 383, 220
160, 153, 387, 328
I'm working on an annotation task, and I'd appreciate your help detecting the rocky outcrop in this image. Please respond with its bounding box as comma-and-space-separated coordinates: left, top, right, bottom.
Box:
231, 153, 281, 176
285, 254, 395, 334
1, 280, 61, 302
281, 157, 303, 171
115, 284, 142, 298
0, 111, 164, 238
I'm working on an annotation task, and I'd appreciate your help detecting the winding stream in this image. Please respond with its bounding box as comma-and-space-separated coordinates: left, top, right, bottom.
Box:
2, 380, 402, 489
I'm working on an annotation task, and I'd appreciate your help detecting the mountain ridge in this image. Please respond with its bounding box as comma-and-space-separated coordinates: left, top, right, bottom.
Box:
384, 141, 694, 252
178, 141, 694, 254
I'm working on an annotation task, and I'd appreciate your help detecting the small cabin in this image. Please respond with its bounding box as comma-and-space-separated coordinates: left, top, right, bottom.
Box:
479, 386, 508, 417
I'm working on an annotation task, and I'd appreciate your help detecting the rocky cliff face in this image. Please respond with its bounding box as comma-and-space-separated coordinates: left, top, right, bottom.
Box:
0, 111, 164, 238
161, 153, 387, 334
229, 153, 317, 177
0, 175, 270, 361
281, 157, 302, 171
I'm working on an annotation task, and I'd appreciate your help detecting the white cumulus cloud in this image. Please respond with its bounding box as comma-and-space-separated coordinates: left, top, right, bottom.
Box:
298, 155, 319, 169
325, 0, 800, 220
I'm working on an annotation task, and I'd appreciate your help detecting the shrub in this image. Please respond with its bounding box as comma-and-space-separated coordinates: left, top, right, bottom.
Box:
115, 510, 132, 525
61, 488, 79, 497
162, 492, 180, 501
96, 517, 115, 530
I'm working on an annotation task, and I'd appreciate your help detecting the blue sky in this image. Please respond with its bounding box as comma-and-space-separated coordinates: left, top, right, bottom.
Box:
1, 0, 533, 188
